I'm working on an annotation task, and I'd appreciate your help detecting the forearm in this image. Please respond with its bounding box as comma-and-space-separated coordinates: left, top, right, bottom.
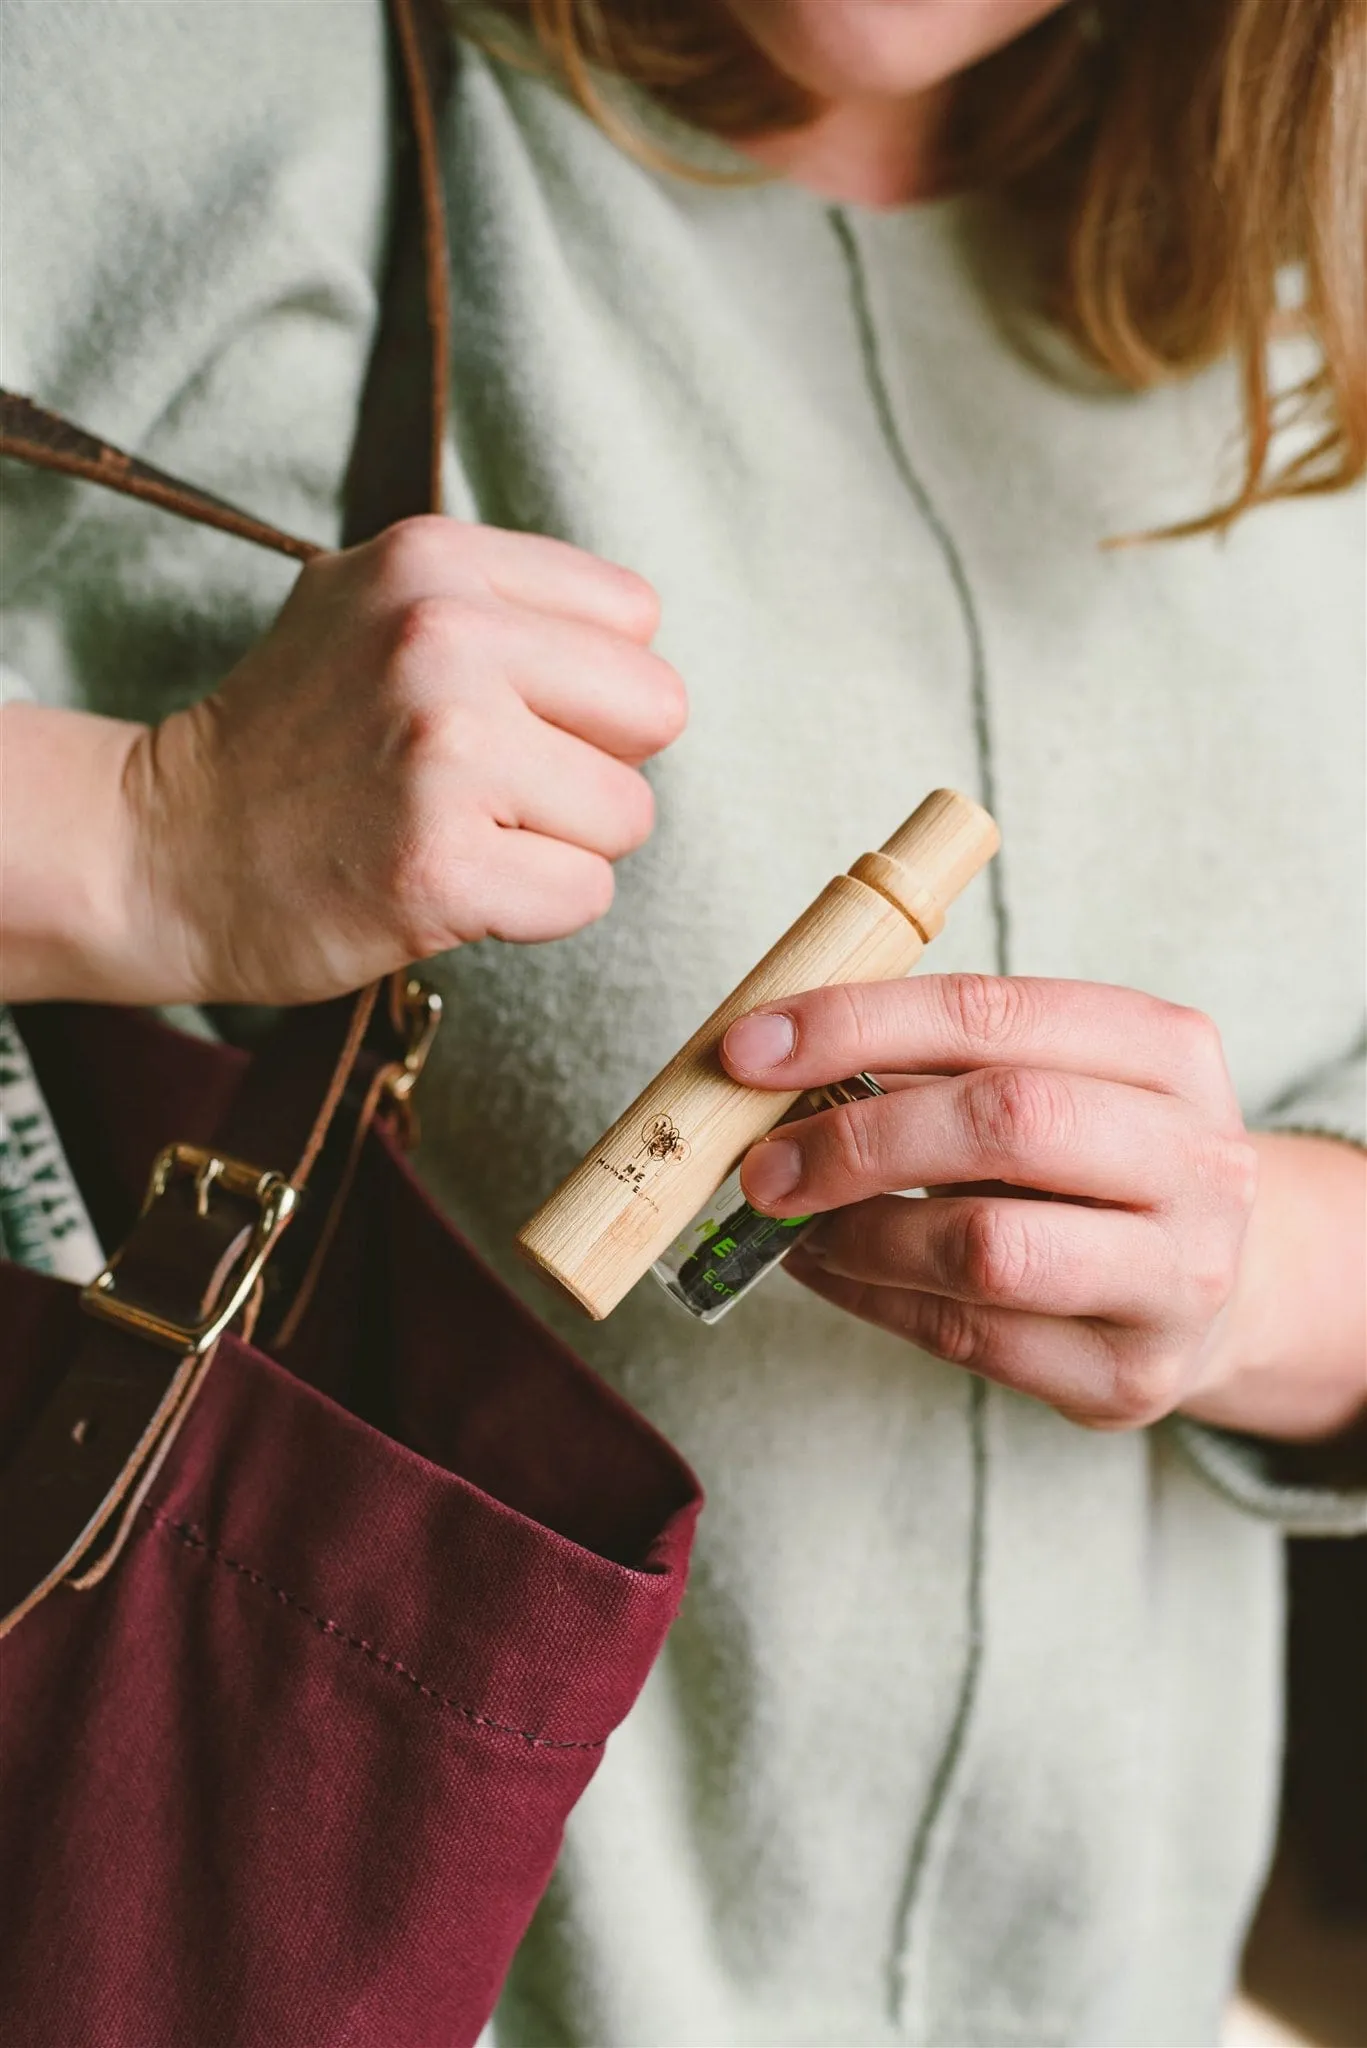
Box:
0, 701, 167, 1002
1181, 1130, 1367, 1443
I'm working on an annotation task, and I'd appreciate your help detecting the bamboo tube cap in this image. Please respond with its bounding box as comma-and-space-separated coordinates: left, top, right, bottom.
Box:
851, 789, 1000, 940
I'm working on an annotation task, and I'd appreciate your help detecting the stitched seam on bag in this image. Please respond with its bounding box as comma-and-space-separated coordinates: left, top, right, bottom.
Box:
147, 1511, 609, 1751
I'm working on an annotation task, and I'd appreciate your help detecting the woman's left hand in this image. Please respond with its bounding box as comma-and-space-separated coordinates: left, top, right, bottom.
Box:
721, 975, 1264, 1432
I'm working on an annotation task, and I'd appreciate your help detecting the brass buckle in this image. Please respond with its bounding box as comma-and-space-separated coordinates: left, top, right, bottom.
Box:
384, 976, 443, 1104
81, 1144, 298, 1356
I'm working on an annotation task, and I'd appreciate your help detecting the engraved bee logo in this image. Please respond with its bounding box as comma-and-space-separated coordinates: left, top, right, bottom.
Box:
642, 1114, 690, 1163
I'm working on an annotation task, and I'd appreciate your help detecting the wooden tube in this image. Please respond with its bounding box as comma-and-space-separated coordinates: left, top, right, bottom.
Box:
516, 789, 1000, 1319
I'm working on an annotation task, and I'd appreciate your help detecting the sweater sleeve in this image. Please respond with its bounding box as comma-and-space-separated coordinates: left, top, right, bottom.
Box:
1172, 1035, 1367, 1535
1256, 1031, 1367, 1150
1, 3, 390, 726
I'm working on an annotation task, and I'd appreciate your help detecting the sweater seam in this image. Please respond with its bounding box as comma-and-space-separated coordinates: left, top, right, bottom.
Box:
828, 204, 1012, 984
829, 205, 998, 2041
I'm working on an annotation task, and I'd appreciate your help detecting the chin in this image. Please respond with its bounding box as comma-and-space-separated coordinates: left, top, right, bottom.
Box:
724, 0, 1070, 99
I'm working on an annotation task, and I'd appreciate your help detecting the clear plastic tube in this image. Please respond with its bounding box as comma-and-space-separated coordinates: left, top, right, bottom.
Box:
651, 1075, 884, 1324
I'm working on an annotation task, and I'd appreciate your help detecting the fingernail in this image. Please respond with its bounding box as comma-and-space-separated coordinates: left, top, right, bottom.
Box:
724, 1011, 796, 1074
743, 1136, 802, 1209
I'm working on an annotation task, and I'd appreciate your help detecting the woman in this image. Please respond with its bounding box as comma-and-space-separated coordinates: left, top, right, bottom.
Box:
2, 1, 1363, 2041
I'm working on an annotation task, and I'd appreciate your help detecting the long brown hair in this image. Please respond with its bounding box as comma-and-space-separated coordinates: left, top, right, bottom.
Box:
465, 0, 1365, 534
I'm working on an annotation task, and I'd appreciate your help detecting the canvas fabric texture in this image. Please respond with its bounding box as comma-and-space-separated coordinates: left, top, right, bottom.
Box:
0, 1002, 701, 2047
2, 8, 1364, 2045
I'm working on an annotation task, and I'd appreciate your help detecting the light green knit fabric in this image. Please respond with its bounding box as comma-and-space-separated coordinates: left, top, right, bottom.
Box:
3, 11, 1364, 2046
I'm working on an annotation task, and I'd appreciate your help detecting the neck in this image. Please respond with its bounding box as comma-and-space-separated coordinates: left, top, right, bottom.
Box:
737, 86, 951, 208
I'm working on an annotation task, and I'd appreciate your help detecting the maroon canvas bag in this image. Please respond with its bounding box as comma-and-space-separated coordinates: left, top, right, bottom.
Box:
0, 7, 700, 2043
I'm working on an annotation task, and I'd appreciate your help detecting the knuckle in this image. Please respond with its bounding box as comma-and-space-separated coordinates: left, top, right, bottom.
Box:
1181, 1227, 1242, 1319
616, 567, 662, 638
392, 697, 446, 770
965, 1065, 1061, 1162
1105, 1339, 1183, 1429
372, 514, 456, 586
942, 972, 1028, 1053
829, 1099, 883, 1190
955, 1203, 1038, 1303
644, 657, 689, 744
1192, 1129, 1260, 1213
386, 819, 457, 958
780, 980, 866, 1074
578, 856, 617, 924
908, 1292, 993, 1370
388, 593, 466, 673
610, 768, 656, 851
1217, 1134, 1260, 1214
559, 552, 663, 640
388, 599, 511, 713
386, 670, 487, 776
829, 979, 871, 1042
1165, 1001, 1226, 1074
844, 1105, 889, 1187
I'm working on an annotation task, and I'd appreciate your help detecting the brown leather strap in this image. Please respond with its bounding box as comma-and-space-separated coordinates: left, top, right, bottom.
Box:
0, 392, 323, 563
0, 0, 454, 1631
342, 0, 452, 541
208, 0, 454, 1335
1, 0, 453, 1215
191, 989, 396, 1347
0, 1324, 223, 1635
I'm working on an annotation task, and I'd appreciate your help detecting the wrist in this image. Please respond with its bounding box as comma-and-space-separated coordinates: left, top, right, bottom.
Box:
118, 704, 237, 1006
0, 702, 175, 1003
1180, 1131, 1367, 1443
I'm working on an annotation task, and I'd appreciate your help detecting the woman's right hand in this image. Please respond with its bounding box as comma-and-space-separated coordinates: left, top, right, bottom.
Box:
93, 517, 684, 1004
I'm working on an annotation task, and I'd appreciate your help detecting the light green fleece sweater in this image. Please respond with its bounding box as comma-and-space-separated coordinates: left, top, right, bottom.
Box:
3, 10, 1364, 2046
